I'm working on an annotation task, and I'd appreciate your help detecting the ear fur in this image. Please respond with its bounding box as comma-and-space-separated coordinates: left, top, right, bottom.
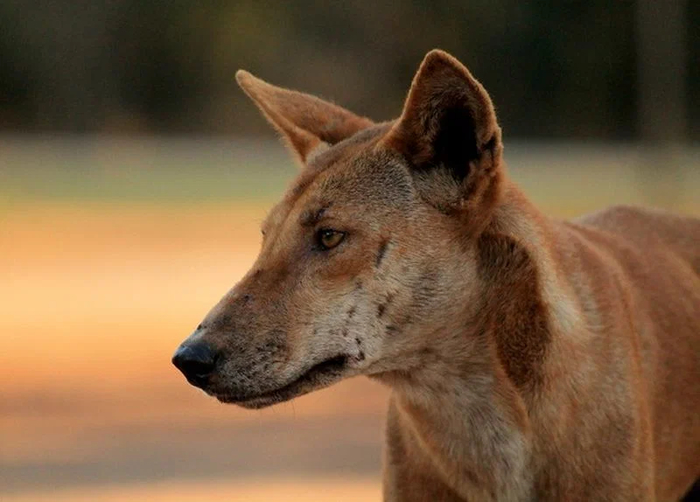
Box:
384, 50, 504, 222
236, 70, 374, 164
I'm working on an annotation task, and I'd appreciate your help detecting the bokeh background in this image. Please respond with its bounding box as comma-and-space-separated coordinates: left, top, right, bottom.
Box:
1, 2, 698, 501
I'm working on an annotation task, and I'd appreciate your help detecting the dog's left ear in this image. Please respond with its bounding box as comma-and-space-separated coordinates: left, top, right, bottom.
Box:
384, 50, 504, 222
236, 70, 374, 165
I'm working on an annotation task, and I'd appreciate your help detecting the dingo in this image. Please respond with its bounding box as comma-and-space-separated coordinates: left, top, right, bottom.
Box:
173, 50, 700, 501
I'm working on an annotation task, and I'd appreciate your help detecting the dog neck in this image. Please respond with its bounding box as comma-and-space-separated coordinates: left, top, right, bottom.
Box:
386, 345, 534, 500
379, 178, 582, 499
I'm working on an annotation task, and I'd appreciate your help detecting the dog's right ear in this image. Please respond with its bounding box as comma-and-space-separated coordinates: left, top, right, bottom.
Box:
236, 71, 374, 165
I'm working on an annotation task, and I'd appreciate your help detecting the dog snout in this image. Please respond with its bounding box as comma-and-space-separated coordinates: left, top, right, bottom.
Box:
172, 342, 218, 388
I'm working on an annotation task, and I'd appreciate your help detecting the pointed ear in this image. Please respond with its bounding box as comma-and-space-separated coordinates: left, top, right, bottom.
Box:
236, 70, 374, 164
384, 50, 503, 218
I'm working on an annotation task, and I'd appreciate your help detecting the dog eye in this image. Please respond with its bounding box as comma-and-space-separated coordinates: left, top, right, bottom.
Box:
317, 229, 345, 250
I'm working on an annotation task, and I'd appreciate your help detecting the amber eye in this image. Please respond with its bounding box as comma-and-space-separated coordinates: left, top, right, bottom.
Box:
317, 229, 345, 250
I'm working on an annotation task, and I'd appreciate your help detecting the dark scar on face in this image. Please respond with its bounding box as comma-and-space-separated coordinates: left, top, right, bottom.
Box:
376, 238, 389, 267
377, 293, 393, 318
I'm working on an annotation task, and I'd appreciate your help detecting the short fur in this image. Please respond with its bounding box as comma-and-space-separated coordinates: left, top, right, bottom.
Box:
175, 50, 700, 501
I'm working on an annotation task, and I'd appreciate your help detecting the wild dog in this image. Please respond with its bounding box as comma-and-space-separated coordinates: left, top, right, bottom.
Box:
173, 50, 700, 501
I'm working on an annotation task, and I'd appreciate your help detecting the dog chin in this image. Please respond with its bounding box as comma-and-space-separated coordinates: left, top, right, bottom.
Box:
210, 354, 350, 409
214, 392, 285, 409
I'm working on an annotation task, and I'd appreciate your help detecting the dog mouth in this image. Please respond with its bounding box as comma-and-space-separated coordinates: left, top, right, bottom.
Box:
210, 354, 349, 409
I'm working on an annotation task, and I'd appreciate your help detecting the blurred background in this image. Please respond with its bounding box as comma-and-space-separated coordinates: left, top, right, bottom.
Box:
1, 1, 698, 501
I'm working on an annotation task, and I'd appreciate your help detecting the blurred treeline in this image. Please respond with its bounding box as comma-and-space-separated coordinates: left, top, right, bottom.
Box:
0, 0, 697, 140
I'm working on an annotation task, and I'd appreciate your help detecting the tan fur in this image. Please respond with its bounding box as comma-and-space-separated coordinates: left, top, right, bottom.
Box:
175, 50, 700, 501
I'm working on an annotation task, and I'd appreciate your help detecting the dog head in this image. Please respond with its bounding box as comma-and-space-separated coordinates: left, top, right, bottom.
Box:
173, 50, 505, 408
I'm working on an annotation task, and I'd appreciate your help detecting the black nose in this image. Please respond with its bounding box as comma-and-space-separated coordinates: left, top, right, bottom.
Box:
172, 342, 217, 387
